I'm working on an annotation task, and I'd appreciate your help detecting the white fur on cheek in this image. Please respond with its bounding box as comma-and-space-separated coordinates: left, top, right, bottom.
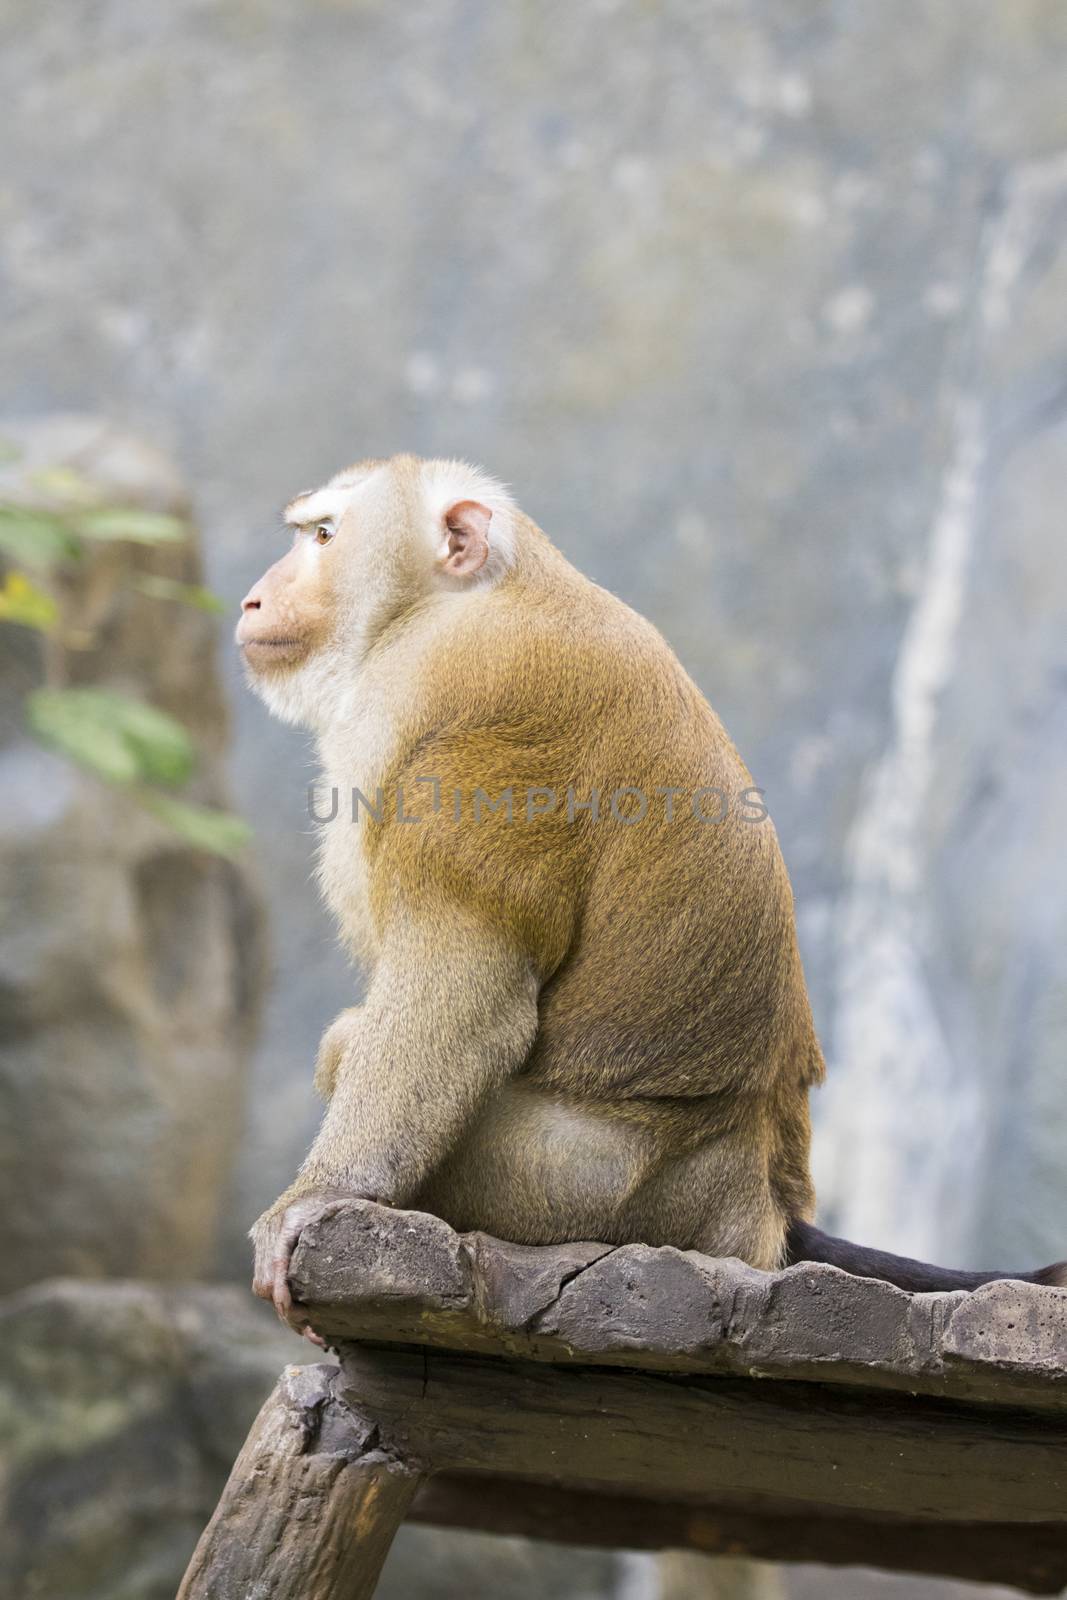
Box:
244, 648, 349, 731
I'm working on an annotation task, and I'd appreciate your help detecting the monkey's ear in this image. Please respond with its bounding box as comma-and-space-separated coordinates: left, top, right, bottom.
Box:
439, 500, 491, 578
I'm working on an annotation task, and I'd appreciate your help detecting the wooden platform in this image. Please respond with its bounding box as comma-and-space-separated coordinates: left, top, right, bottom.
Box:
179, 1200, 1067, 1598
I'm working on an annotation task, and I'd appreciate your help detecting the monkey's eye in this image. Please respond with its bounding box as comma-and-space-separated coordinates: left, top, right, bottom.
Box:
314, 523, 335, 545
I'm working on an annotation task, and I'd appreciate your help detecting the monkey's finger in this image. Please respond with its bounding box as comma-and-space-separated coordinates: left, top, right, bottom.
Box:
271, 1254, 294, 1316
272, 1292, 321, 1343
279, 1301, 306, 1333
252, 1243, 279, 1298
271, 1207, 314, 1315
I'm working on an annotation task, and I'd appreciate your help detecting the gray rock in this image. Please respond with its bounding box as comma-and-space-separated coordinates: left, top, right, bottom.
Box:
0, 1278, 296, 1600
0, 419, 266, 1291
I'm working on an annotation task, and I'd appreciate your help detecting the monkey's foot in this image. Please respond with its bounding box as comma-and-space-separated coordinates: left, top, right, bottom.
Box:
251, 1190, 364, 1345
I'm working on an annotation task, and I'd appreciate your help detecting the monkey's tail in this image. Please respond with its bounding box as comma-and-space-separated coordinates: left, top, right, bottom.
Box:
785, 1218, 1067, 1294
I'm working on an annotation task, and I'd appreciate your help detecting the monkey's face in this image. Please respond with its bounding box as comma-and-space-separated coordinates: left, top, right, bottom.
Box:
235, 502, 342, 726
237, 456, 517, 730
236, 532, 334, 674
235, 465, 397, 728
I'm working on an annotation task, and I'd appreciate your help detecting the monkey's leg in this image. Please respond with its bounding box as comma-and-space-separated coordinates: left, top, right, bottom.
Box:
414, 1084, 656, 1244
313, 1005, 363, 1101
617, 1125, 788, 1266
416, 1093, 786, 1260
692, 1134, 786, 1269
251, 914, 539, 1335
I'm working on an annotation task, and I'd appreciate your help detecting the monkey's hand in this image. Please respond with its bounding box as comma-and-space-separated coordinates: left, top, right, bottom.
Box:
250, 1187, 371, 1344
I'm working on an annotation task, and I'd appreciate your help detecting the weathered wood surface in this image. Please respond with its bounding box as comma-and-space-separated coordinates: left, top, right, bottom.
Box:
289, 1198, 1067, 1411
184, 1204, 1067, 1597
180, 1352, 1067, 1597
337, 1342, 1067, 1525
178, 1363, 422, 1600
410, 1475, 1067, 1595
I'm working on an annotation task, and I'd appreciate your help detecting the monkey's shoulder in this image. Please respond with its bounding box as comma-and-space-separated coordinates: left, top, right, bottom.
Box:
422, 578, 732, 756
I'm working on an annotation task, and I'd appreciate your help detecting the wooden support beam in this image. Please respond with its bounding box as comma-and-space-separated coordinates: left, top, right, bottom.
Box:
411, 1476, 1067, 1595
178, 1363, 423, 1600
336, 1342, 1067, 1525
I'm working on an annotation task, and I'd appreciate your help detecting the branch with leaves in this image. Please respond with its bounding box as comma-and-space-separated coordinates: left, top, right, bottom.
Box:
0, 442, 250, 857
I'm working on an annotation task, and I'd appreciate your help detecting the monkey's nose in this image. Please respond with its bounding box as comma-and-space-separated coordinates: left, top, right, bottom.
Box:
241, 591, 262, 613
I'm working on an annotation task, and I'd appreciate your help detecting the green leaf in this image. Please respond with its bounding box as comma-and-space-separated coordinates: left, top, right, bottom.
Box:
27, 688, 196, 788
0, 572, 57, 631
137, 791, 252, 856
75, 508, 188, 544
28, 689, 140, 783
132, 574, 227, 613
27, 466, 101, 505
0, 505, 81, 569
109, 697, 196, 785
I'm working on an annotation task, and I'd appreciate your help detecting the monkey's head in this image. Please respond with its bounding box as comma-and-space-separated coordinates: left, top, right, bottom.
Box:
236, 454, 517, 728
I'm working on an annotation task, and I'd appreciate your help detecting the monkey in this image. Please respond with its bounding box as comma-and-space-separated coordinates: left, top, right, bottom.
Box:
236, 454, 1065, 1340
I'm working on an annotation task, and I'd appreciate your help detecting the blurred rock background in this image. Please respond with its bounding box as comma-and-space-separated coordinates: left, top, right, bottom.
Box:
0, 419, 266, 1295
2, 2, 1066, 1597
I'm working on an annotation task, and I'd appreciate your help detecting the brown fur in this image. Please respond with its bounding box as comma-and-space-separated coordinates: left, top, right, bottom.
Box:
367, 522, 821, 1260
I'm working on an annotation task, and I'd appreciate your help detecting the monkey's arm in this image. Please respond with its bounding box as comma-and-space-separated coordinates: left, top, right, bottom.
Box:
251, 911, 539, 1333
299, 916, 538, 1200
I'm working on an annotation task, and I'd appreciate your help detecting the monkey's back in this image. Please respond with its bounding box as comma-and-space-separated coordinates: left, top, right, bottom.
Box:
527, 596, 820, 1117
363, 527, 821, 1248
375, 535, 823, 1124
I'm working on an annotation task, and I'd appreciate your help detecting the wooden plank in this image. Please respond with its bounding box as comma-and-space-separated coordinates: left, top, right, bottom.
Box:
411, 1475, 1067, 1595
178, 1363, 423, 1600
337, 1343, 1067, 1526
288, 1200, 1067, 1413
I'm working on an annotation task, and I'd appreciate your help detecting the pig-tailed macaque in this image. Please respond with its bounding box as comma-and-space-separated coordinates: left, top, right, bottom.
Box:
237, 455, 1065, 1339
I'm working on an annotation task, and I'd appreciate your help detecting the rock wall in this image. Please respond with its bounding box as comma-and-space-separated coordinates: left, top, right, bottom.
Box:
0, 1280, 294, 1599
0, 419, 265, 1290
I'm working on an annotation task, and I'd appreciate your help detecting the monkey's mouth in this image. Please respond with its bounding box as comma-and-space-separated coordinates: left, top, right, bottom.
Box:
237, 634, 308, 671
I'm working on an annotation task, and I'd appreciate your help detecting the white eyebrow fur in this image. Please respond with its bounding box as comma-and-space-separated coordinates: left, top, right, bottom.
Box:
284, 487, 356, 526
284, 458, 518, 579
